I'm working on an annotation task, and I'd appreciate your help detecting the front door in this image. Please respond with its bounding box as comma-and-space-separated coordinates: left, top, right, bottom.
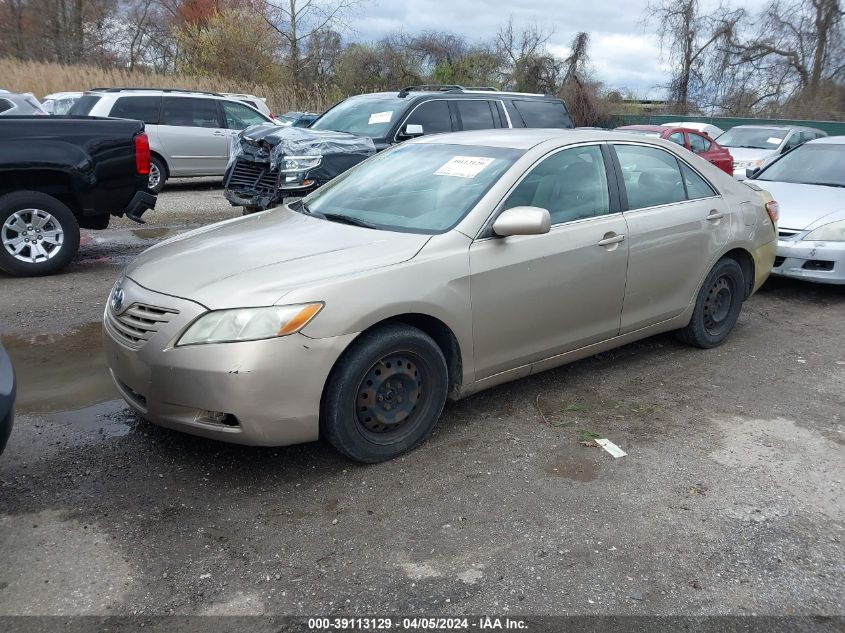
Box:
469, 144, 629, 379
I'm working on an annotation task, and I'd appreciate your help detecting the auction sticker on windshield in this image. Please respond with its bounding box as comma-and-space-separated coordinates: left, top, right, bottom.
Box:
766, 137, 784, 144
434, 156, 495, 178
368, 111, 393, 125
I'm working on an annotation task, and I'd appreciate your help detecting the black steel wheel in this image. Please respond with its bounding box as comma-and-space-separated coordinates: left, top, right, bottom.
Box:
678, 257, 745, 349
321, 324, 448, 463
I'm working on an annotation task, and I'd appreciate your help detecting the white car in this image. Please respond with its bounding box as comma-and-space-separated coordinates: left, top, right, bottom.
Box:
716, 125, 827, 178
42, 91, 83, 115
749, 136, 845, 284
70, 88, 277, 192
662, 121, 724, 139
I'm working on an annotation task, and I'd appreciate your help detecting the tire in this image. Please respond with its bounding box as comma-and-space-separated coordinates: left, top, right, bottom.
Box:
678, 257, 745, 349
148, 156, 167, 194
321, 324, 449, 463
0, 191, 81, 277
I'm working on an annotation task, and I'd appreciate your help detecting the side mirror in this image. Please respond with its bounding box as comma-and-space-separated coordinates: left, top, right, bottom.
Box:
746, 167, 760, 179
492, 206, 551, 237
403, 123, 424, 138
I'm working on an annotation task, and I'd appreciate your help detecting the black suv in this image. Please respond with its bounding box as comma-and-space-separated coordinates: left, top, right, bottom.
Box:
224, 85, 572, 211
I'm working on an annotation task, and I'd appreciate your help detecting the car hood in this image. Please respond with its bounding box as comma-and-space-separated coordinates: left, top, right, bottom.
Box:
125, 209, 431, 309
725, 147, 778, 162
753, 180, 845, 230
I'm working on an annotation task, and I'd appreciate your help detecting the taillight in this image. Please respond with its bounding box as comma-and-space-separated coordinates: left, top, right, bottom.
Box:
765, 200, 779, 224
134, 132, 150, 176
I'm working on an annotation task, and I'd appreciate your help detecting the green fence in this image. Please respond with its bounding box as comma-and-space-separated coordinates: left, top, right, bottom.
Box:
609, 114, 845, 136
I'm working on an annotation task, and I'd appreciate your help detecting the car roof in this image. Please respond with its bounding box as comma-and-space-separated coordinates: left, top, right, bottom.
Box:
617, 124, 666, 132
351, 90, 558, 102
807, 135, 845, 145
413, 128, 675, 150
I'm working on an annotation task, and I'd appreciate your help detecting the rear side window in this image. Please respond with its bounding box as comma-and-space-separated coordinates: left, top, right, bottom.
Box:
161, 97, 222, 128
511, 100, 571, 128
688, 133, 711, 153
667, 132, 685, 146
68, 94, 101, 116
0, 99, 11, 114
457, 100, 497, 131
109, 96, 161, 124
614, 144, 687, 210
404, 100, 453, 135
679, 162, 716, 199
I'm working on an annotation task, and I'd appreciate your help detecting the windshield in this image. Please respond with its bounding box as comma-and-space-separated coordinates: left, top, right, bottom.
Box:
755, 144, 845, 187
302, 143, 523, 233
310, 97, 403, 137
717, 127, 785, 149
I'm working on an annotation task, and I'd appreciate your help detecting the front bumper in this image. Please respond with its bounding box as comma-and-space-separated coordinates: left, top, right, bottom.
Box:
102, 277, 357, 446
773, 237, 845, 284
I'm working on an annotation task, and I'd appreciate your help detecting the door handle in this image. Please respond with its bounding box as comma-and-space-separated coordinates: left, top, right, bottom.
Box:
706, 210, 724, 221
213, 130, 226, 136
597, 233, 625, 246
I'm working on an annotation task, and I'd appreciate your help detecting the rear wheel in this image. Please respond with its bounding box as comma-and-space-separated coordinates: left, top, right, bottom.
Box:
0, 191, 80, 277
148, 156, 166, 193
678, 257, 745, 348
321, 324, 448, 463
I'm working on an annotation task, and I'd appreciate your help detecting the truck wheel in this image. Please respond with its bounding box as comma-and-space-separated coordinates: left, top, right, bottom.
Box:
0, 191, 81, 277
148, 156, 166, 193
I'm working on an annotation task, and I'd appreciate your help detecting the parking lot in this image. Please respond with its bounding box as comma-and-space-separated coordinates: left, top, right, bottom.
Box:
0, 180, 843, 617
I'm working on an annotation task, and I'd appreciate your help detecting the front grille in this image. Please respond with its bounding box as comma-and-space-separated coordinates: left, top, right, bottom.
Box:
779, 228, 801, 238
226, 158, 280, 194
106, 303, 178, 349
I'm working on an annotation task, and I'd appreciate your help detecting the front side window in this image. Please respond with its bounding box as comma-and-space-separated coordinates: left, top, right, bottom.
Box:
404, 100, 453, 135
457, 100, 496, 131
161, 97, 222, 128
615, 144, 688, 210
511, 99, 570, 128
221, 100, 268, 129
504, 145, 610, 225
109, 96, 161, 125
303, 143, 522, 233
688, 133, 711, 154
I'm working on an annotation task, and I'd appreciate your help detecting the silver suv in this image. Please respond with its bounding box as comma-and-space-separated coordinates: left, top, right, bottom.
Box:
70, 89, 276, 192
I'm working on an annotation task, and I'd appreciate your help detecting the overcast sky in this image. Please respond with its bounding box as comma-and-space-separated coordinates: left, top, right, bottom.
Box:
345, 0, 767, 98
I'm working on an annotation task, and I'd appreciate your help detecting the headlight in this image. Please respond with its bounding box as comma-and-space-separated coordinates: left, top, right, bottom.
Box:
177, 303, 323, 346
803, 219, 845, 242
281, 156, 322, 172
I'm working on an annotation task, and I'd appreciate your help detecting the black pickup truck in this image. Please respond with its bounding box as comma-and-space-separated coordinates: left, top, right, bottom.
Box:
0, 117, 156, 276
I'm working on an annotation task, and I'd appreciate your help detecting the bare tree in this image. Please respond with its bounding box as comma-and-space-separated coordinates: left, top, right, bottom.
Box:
495, 17, 557, 91
261, 0, 369, 92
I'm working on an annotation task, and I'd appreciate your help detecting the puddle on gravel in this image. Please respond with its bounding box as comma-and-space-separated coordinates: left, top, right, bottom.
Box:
1, 322, 118, 414
84, 226, 186, 245
53, 400, 133, 438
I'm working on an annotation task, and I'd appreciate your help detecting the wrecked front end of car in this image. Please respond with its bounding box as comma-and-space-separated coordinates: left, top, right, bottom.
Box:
223, 124, 376, 212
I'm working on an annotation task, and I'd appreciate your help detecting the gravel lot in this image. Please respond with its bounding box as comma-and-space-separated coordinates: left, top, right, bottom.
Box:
0, 180, 843, 619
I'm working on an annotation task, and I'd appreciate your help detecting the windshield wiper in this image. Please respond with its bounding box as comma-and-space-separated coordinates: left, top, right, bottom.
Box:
321, 213, 379, 229
295, 200, 326, 219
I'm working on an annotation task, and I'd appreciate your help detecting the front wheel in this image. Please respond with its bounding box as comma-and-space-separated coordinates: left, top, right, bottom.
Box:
321, 324, 449, 463
678, 257, 745, 348
0, 191, 80, 277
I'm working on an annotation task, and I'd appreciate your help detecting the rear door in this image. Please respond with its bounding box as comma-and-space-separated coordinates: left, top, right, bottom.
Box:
455, 100, 500, 131
108, 95, 162, 152
612, 143, 731, 332
507, 99, 572, 129
469, 144, 628, 378
157, 97, 229, 176
688, 131, 732, 174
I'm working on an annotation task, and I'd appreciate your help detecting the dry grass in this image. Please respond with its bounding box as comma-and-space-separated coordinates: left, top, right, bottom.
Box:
0, 57, 334, 113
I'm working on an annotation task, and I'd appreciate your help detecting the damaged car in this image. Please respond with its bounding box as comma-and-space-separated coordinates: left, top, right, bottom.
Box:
223, 125, 376, 213
223, 85, 572, 212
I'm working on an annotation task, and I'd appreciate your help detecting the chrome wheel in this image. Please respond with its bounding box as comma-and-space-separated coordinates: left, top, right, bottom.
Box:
1, 208, 64, 263
148, 162, 161, 190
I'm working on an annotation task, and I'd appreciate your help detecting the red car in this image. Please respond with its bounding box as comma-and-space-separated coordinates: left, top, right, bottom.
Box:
615, 125, 734, 175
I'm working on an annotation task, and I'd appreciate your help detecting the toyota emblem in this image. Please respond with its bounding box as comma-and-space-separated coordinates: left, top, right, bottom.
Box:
111, 285, 125, 312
